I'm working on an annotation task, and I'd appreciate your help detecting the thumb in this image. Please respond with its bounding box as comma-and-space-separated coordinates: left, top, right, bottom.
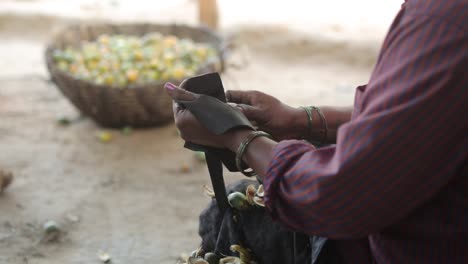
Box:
164, 82, 199, 101
226, 90, 254, 105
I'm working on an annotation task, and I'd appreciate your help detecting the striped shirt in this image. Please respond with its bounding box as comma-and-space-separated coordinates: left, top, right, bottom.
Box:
263, 1, 468, 263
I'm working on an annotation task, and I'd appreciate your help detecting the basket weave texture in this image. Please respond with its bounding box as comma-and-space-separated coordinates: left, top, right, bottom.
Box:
45, 23, 224, 128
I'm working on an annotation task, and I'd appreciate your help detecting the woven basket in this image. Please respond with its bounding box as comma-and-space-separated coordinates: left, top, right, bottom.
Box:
45, 23, 225, 128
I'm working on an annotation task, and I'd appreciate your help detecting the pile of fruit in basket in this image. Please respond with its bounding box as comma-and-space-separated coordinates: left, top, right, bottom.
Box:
52, 33, 220, 87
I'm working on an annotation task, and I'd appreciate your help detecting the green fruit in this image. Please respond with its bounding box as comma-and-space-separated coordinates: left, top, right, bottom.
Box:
98, 132, 112, 143
194, 152, 206, 163
43, 220, 61, 242
228, 192, 250, 210
204, 253, 220, 264
43, 220, 60, 233
57, 61, 69, 71
57, 117, 71, 126
103, 74, 114, 85
121, 126, 133, 135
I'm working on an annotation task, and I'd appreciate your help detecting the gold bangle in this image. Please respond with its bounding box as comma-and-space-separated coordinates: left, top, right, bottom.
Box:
235, 131, 272, 177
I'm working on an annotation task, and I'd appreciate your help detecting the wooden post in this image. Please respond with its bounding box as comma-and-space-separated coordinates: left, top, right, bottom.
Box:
198, 0, 219, 30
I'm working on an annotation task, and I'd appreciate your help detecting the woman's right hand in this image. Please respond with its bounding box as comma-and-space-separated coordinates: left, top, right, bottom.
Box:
226, 90, 307, 141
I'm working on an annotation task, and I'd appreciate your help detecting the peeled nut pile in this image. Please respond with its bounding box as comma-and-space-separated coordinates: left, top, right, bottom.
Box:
203, 184, 265, 210
227, 184, 265, 210
183, 245, 257, 264
189, 184, 265, 264
52, 33, 220, 87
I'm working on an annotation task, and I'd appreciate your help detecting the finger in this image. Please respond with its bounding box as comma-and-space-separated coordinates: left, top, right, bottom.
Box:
172, 101, 185, 114
226, 90, 256, 105
236, 103, 262, 121
165, 82, 199, 101
227, 102, 245, 112
175, 107, 196, 129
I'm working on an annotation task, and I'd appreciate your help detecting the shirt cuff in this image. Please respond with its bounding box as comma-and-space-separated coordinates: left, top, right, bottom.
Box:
263, 140, 315, 220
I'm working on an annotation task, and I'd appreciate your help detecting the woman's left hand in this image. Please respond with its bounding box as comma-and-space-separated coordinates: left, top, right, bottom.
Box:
166, 82, 277, 179
165, 82, 234, 148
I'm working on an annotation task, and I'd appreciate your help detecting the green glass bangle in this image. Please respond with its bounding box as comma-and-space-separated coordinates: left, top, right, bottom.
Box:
300, 106, 313, 140
235, 131, 272, 177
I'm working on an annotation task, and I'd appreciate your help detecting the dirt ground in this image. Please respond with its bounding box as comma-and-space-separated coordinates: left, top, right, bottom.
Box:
0, 2, 384, 263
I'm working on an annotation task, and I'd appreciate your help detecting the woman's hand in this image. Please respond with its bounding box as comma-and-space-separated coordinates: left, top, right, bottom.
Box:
166, 82, 253, 149
165, 82, 227, 148
226, 90, 307, 140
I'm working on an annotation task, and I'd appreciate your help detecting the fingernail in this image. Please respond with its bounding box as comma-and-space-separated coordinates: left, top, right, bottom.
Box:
165, 82, 177, 91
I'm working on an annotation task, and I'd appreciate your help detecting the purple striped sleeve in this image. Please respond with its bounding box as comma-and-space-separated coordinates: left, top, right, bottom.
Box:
263, 6, 467, 243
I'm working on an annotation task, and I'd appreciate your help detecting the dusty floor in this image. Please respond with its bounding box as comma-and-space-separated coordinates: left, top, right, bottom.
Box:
0, 2, 385, 263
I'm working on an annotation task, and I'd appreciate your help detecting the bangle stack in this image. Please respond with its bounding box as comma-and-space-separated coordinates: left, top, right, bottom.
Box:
311, 106, 328, 143
300, 106, 328, 144
300, 106, 313, 140
235, 131, 272, 177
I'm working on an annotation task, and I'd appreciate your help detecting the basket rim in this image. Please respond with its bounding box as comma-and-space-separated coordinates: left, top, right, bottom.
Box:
45, 22, 226, 91
45, 22, 225, 47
